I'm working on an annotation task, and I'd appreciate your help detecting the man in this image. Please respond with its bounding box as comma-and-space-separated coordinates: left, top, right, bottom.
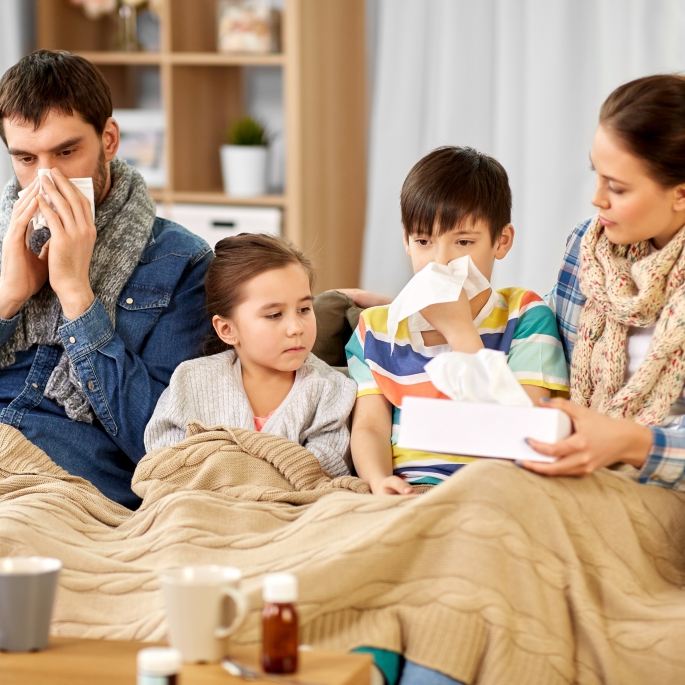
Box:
0, 50, 212, 508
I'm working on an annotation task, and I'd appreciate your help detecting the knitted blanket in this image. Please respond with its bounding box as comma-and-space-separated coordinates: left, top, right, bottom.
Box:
0, 423, 684, 685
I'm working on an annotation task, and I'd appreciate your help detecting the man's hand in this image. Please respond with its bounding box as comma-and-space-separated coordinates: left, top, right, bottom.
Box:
38, 169, 96, 320
337, 288, 392, 309
0, 178, 49, 319
420, 289, 483, 353
522, 398, 653, 476
370, 475, 415, 495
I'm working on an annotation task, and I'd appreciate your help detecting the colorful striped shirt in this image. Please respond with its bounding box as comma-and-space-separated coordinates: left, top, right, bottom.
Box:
548, 217, 685, 492
346, 288, 569, 485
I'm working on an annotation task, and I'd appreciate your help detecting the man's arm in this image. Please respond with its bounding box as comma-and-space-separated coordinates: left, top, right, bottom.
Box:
350, 394, 414, 495
59, 248, 212, 463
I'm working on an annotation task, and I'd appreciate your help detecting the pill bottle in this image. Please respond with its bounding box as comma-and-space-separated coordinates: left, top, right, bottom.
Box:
261, 572, 299, 674
137, 647, 182, 685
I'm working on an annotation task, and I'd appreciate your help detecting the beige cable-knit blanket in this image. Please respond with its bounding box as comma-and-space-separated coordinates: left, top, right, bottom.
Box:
1, 422, 685, 685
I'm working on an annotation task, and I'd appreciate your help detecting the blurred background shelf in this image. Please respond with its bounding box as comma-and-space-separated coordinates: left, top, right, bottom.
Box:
36, 0, 367, 292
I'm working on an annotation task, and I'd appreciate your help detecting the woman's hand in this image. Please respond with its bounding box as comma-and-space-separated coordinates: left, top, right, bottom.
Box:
337, 288, 392, 308
370, 475, 415, 495
522, 398, 653, 476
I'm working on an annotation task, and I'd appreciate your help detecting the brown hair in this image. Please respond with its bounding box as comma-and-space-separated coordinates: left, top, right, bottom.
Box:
0, 50, 113, 144
600, 74, 685, 187
400, 146, 512, 244
204, 233, 315, 355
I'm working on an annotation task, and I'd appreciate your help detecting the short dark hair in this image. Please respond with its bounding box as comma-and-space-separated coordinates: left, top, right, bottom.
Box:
400, 146, 512, 243
600, 74, 685, 188
0, 50, 112, 144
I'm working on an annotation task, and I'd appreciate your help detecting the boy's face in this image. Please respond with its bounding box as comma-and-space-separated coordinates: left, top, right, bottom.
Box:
403, 218, 514, 281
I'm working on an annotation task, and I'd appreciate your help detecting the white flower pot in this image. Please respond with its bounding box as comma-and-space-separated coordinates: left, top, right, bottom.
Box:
220, 145, 268, 197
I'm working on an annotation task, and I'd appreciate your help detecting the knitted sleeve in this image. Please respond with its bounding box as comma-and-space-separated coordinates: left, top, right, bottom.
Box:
300, 366, 357, 478
143, 363, 193, 452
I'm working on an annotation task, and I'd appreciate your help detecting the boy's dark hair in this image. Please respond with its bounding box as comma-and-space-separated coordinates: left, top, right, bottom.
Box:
401, 146, 512, 243
0, 50, 112, 144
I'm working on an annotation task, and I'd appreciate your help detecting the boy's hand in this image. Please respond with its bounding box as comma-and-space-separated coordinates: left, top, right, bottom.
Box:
370, 475, 415, 495
421, 289, 483, 353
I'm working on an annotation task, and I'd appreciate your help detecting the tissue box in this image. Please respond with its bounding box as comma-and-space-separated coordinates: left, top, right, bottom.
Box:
398, 397, 572, 463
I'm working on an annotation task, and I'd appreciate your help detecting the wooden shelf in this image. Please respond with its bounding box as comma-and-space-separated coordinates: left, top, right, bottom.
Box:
38, 0, 367, 291
171, 52, 285, 66
162, 192, 287, 207
76, 51, 285, 67
74, 51, 163, 65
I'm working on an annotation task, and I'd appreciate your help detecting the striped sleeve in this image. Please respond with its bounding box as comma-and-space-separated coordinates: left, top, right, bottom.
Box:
505, 290, 570, 394
345, 316, 383, 397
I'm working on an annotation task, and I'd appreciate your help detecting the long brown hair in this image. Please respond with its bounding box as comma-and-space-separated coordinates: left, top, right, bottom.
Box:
204, 233, 315, 355
600, 74, 685, 187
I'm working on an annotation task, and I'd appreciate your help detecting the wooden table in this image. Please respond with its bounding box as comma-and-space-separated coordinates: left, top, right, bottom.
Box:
0, 637, 372, 685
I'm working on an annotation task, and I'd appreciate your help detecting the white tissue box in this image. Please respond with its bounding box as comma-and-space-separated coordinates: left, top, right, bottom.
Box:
398, 397, 572, 463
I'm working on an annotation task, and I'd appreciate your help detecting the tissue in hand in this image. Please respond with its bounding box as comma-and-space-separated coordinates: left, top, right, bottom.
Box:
425, 349, 534, 408
17, 169, 95, 249
386, 256, 490, 352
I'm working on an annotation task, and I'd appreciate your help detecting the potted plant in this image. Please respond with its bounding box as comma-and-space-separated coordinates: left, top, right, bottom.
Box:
220, 116, 269, 197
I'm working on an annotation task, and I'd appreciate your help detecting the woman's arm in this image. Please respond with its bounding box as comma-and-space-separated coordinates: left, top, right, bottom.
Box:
522, 397, 652, 475
351, 394, 414, 494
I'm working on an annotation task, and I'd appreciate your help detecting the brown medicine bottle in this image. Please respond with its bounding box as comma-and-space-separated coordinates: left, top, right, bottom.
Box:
261, 573, 299, 674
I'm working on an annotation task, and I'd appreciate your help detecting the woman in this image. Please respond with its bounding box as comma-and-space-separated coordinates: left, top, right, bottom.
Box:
341, 74, 685, 685
523, 74, 685, 485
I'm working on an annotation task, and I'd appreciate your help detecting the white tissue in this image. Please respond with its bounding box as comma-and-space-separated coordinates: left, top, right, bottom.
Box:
386, 256, 490, 352
17, 169, 95, 249
425, 349, 534, 408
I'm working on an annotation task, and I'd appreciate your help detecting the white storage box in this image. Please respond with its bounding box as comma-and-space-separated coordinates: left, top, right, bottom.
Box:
398, 396, 572, 463
167, 204, 281, 247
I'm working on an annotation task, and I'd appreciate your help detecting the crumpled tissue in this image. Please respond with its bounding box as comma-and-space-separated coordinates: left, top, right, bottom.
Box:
386, 256, 490, 352
18, 169, 95, 250
425, 348, 534, 408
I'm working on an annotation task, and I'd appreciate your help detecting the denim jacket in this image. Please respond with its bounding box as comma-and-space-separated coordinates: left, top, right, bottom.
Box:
0, 218, 213, 508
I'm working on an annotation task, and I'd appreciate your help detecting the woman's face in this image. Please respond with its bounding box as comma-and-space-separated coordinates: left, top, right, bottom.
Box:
590, 124, 685, 248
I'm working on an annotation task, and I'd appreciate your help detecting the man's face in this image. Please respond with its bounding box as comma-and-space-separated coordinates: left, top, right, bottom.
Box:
3, 109, 119, 205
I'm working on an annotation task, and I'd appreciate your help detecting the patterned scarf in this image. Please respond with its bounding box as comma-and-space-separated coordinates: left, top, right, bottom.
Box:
570, 214, 685, 425
0, 157, 156, 423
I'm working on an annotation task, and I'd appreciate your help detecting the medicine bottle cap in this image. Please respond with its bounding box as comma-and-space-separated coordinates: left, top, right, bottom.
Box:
137, 647, 182, 675
263, 572, 298, 603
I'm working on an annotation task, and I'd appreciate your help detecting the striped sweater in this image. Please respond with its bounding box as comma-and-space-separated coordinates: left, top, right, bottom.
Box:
345, 288, 569, 485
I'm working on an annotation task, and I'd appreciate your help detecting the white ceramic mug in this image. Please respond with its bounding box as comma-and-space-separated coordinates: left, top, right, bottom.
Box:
159, 566, 249, 663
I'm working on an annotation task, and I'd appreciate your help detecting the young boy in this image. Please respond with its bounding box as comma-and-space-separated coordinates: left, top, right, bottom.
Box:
345, 146, 569, 494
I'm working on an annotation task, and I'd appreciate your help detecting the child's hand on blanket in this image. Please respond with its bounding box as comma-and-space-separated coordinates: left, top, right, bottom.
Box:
371, 474, 416, 495
521, 397, 653, 476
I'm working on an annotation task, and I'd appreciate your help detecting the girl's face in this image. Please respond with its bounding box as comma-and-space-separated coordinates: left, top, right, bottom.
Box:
213, 263, 316, 374
590, 124, 685, 248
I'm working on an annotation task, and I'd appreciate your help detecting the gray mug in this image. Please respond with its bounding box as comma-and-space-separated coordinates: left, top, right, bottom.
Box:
0, 556, 62, 652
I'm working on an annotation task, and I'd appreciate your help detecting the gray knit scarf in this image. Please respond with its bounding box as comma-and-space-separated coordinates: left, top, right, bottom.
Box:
0, 157, 156, 423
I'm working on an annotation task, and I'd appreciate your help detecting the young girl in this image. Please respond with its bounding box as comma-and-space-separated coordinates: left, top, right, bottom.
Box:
144, 233, 356, 477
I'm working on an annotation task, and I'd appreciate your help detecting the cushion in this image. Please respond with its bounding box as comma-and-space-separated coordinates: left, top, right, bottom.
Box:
312, 291, 363, 368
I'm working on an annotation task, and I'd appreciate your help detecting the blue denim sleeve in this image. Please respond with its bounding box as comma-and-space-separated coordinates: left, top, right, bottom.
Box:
57, 250, 212, 464
0, 314, 19, 346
